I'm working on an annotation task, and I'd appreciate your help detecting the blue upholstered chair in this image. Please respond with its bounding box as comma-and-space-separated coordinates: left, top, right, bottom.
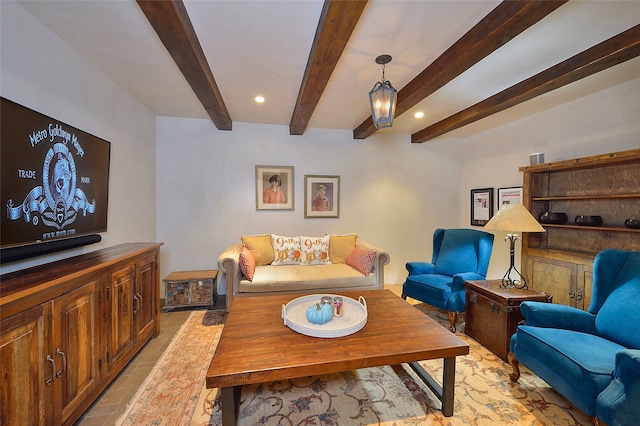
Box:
510, 249, 640, 426
402, 228, 494, 332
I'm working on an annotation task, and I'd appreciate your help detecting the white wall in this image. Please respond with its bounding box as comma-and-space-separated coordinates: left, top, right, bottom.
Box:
155, 120, 460, 292
0, 1, 158, 274
456, 77, 640, 278
3, 0, 638, 292
157, 76, 640, 295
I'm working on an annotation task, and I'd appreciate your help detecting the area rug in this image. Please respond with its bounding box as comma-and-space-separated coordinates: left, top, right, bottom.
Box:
117, 303, 592, 426
116, 309, 226, 425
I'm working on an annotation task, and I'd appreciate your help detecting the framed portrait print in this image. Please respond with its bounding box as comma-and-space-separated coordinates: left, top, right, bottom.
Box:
304, 175, 339, 218
470, 188, 494, 226
497, 187, 523, 211
256, 165, 294, 210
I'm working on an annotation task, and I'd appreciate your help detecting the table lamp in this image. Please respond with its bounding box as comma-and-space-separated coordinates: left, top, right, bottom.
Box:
484, 203, 545, 289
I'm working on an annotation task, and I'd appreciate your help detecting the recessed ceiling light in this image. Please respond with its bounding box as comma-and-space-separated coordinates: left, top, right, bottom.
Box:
414, 111, 425, 119
255, 96, 265, 103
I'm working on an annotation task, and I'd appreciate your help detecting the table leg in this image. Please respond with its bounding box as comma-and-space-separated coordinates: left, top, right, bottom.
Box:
441, 357, 455, 416
408, 357, 457, 417
220, 385, 241, 425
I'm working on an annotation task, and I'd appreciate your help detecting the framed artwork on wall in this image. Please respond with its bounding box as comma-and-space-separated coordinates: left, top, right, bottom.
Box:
256, 165, 294, 210
470, 187, 494, 226
497, 187, 523, 211
304, 175, 339, 218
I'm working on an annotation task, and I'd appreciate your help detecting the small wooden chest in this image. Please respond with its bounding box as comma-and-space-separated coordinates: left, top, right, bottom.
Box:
163, 270, 218, 311
465, 279, 551, 362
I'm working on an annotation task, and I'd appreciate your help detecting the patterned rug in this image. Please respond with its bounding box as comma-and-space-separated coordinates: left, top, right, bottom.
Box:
117, 303, 591, 426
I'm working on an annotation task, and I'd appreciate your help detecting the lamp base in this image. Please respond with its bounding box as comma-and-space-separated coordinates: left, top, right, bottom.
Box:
499, 234, 528, 290
500, 269, 528, 289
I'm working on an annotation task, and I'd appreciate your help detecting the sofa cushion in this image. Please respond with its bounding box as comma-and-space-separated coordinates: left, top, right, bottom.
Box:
271, 235, 301, 265
239, 247, 256, 281
242, 234, 274, 266
300, 235, 331, 265
238, 263, 377, 293
434, 232, 479, 277
516, 326, 625, 399
329, 234, 357, 264
595, 260, 640, 349
404, 274, 453, 303
347, 246, 376, 275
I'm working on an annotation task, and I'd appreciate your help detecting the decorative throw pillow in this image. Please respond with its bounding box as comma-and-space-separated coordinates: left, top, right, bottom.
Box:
329, 234, 357, 264
347, 246, 376, 276
239, 246, 256, 281
271, 235, 301, 265
241, 234, 274, 266
300, 235, 331, 265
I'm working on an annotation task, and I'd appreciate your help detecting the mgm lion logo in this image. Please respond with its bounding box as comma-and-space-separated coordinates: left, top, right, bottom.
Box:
43, 143, 77, 227
6, 142, 95, 230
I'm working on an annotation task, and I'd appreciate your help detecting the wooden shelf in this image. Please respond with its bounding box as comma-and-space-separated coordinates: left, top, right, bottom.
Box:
521, 148, 640, 311
540, 224, 640, 233
532, 193, 640, 201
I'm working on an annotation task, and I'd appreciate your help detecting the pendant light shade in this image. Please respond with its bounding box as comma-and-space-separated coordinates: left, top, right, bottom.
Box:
369, 55, 397, 129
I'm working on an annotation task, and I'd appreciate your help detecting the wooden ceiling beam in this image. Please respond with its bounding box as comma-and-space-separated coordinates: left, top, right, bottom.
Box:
137, 0, 232, 131
411, 24, 640, 143
353, 0, 568, 140
289, 0, 368, 136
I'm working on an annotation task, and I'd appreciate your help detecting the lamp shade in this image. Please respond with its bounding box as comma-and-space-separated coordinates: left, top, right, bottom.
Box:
484, 204, 545, 233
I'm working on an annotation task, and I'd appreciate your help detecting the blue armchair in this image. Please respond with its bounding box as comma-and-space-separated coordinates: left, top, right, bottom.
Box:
510, 249, 640, 426
402, 228, 494, 332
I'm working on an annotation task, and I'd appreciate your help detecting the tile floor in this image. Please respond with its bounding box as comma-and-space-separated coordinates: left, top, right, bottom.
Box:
76, 285, 405, 425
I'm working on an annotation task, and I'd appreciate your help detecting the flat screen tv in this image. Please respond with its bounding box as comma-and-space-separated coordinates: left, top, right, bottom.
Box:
1, 97, 110, 263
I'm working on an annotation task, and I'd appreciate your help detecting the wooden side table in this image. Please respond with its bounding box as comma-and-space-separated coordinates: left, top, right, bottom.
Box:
163, 270, 218, 311
464, 279, 551, 362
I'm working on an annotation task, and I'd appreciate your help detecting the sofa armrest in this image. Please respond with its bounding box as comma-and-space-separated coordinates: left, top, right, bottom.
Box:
596, 349, 640, 426
614, 349, 640, 381
217, 244, 242, 312
520, 301, 597, 333
452, 272, 485, 290
406, 262, 435, 276
357, 241, 389, 289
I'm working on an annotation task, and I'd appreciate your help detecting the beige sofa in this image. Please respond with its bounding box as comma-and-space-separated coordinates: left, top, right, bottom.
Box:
218, 239, 389, 311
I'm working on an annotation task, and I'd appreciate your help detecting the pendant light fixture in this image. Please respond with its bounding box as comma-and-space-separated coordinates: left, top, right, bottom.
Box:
369, 54, 397, 129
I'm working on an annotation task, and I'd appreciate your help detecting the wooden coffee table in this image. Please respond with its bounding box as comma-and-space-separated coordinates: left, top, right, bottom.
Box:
206, 289, 469, 425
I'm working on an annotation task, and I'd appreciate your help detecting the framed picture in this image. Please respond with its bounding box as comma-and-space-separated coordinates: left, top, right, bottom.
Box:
304, 175, 339, 218
470, 188, 494, 226
256, 165, 294, 210
497, 186, 523, 211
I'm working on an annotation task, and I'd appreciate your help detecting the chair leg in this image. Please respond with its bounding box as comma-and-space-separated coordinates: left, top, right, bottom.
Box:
448, 311, 457, 333
508, 351, 521, 381
401, 293, 407, 300
594, 417, 608, 426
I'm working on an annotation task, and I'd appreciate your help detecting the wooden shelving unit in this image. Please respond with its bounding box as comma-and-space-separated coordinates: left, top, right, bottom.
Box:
520, 148, 640, 310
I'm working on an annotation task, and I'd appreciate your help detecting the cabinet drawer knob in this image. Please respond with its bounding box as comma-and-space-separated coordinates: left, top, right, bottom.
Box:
470, 293, 478, 304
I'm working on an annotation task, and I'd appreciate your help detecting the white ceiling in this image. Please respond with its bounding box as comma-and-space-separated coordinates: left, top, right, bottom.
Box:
16, 0, 640, 138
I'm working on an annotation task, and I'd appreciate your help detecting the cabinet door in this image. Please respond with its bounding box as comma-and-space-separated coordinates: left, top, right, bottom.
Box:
134, 255, 158, 343
51, 281, 100, 424
527, 256, 576, 307
109, 265, 135, 368
577, 264, 594, 311
0, 304, 53, 425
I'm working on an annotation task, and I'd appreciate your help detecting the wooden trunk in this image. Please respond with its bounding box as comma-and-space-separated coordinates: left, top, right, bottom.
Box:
465, 280, 551, 362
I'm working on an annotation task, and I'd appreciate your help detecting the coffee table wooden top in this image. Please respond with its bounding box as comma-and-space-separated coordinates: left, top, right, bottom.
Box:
206, 290, 469, 389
